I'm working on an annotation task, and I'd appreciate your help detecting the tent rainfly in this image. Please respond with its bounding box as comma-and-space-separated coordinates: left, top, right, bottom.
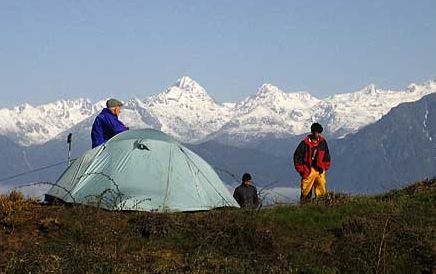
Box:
45, 129, 239, 212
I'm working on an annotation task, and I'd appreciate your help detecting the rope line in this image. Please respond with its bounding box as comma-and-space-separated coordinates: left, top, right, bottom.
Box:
0, 161, 68, 183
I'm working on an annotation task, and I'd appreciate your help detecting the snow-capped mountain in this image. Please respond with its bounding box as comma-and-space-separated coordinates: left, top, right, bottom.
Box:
0, 77, 435, 147
319, 80, 436, 137
209, 80, 436, 143
144, 76, 235, 142
208, 84, 321, 144
328, 92, 436, 193
0, 98, 99, 146
122, 98, 162, 130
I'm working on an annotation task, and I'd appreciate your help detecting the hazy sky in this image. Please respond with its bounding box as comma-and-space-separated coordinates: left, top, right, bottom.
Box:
1, 0, 436, 107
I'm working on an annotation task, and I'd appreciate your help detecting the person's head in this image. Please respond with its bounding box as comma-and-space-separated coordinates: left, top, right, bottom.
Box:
310, 122, 323, 140
106, 98, 124, 116
242, 173, 252, 186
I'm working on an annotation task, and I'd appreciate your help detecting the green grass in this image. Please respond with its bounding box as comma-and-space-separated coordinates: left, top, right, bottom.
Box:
1, 179, 436, 273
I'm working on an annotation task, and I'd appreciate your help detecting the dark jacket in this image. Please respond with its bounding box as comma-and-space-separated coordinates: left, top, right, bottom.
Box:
91, 108, 128, 148
293, 135, 331, 178
233, 184, 260, 209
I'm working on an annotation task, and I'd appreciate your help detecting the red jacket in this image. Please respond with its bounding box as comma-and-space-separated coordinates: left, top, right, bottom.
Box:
293, 135, 331, 178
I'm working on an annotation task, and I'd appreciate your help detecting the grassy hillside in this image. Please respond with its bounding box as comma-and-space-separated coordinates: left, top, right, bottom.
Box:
1, 179, 436, 273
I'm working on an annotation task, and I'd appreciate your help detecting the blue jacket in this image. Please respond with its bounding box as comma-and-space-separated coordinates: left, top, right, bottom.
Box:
91, 108, 128, 148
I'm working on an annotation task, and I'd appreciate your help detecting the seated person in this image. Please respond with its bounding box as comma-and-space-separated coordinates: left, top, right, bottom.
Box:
233, 173, 260, 209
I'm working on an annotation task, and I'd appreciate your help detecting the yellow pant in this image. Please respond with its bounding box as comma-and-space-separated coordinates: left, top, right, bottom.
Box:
300, 167, 327, 201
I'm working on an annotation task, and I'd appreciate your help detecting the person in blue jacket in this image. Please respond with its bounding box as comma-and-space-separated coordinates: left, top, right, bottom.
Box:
91, 98, 129, 148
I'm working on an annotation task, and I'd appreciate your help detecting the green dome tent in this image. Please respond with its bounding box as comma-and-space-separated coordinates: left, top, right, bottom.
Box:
46, 129, 239, 212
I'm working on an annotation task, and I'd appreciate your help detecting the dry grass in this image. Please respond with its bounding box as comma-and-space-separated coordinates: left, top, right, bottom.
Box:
1, 179, 436, 273
0, 191, 37, 233
0, 191, 25, 219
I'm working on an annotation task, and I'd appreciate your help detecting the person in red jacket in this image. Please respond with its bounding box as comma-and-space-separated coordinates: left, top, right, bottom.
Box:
293, 123, 331, 203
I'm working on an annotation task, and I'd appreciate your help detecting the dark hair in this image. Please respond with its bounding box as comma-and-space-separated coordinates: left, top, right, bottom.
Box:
242, 173, 252, 182
310, 123, 323, 134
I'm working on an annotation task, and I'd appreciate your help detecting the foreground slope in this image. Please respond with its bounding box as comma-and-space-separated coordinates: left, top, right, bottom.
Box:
1, 179, 435, 273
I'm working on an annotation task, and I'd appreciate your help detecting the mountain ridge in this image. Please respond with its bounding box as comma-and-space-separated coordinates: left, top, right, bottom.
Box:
1, 77, 435, 147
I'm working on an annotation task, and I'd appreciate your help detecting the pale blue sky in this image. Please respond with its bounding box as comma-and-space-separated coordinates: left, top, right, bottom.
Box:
1, 0, 436, 107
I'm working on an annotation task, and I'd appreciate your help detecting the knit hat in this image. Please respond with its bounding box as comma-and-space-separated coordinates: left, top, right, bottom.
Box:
106, 98, 124, 108
242, 173, 252, 182
310, 123, 323, 134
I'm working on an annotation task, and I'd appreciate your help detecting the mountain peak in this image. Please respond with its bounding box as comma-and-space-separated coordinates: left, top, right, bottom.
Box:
145, 76, 217, 109
407, 80, 436, 94
155, 76, 210, 100
361, 84, 377, 95
255, 84, 318, 102
257, 83, 283, 96
173, 76, 203, 90
14, 103, 33, 113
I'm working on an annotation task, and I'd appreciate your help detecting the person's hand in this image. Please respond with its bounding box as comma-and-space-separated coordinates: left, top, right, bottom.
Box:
301, 171, 309, 179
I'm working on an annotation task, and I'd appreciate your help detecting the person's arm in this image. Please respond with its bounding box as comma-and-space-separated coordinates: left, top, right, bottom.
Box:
91, 117, 104, 148
253, 187, 260, 208
112, 119, 129, 134
316, 140, 331, 171
106, 113, 128, 135
233, 188, 242, 207
293, 141, 309, 177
